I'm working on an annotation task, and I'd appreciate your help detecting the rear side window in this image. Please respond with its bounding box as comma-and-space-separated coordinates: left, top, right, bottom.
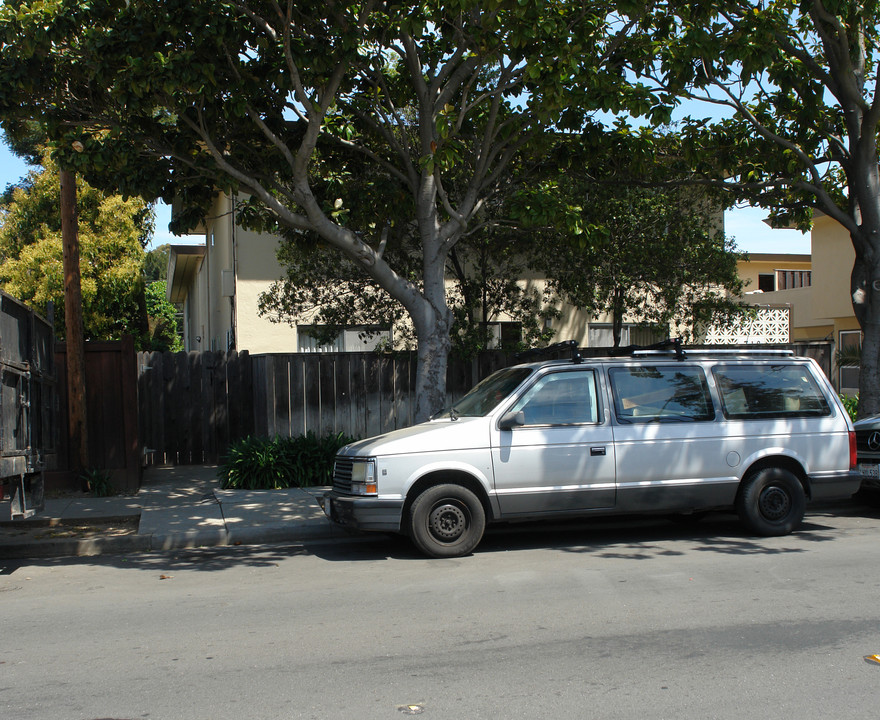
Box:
610, 365, 714, 423
713, 364, 831, 419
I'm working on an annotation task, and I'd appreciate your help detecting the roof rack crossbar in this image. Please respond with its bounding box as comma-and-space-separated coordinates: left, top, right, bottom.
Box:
673, 348, 795, 357
515, 340, 582, 364
610, 338, 685, 359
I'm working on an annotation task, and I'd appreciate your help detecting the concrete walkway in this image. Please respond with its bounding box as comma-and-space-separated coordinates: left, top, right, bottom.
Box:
0, 465, 346, 559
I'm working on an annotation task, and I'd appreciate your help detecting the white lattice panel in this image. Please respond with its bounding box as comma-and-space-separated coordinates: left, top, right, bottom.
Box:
704, 307, 790, 344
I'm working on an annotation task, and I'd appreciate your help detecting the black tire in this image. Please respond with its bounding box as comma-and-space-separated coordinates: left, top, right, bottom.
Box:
737, 467, 806, 536
409, 484, 486, 558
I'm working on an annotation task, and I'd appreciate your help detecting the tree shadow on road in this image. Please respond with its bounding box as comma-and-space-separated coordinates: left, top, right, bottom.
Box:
305, 506, 858, 562
0, 543, 316, 575
3, 500, 875, 574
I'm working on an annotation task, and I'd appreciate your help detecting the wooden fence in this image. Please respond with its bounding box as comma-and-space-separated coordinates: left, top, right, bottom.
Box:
51, 337, 141, 493
137, 350, 514, 465
137, 342, 834, 466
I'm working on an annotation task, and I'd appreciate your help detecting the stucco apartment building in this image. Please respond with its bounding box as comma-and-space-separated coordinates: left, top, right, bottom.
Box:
167, 195, 861, 389
733, 213, 861, 391
166, 194, 664, 356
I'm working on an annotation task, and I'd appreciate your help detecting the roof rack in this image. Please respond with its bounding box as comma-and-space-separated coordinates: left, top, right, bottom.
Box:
676, 348, 795, 357
610, 338, 685, 359
610, 339, 796, 361
515, 340, 582, 364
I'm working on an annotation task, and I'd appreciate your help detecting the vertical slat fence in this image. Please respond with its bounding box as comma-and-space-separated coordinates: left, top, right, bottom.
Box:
137, 349, 507, 465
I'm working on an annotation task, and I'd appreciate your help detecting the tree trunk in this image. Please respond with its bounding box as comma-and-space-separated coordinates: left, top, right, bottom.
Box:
612, 287, 625, 347
413, 323, 452, 423
410, 233, 454, 422
854, 249, 880, 418
60, 169, 89, 471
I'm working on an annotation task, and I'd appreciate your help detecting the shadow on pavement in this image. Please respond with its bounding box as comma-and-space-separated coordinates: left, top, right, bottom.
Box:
3, 499, 877, 573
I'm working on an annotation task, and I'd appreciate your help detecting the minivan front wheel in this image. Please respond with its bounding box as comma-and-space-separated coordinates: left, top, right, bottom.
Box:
409, 484, 486, 558
737, 468, 806, 536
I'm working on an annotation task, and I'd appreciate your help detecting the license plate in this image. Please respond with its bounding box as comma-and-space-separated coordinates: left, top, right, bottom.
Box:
859, 463, 880, 479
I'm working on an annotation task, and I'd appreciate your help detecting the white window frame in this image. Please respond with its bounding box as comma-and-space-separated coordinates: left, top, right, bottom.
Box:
297, 325, 392, 353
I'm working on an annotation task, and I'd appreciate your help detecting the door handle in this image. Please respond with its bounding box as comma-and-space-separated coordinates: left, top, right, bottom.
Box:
590, 446, 606, 456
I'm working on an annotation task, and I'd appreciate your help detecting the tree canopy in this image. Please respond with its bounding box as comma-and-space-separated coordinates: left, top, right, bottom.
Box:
0, 0, 667, 420
0, 151, 151, 343
639, 0, 880, 415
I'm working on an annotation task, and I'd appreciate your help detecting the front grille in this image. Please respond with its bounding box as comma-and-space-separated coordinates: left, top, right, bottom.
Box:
333, 456, 353, 494
856, 428, 880, 458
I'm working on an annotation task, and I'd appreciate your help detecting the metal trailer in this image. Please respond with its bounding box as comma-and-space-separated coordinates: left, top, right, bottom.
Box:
0, 291, 56, 519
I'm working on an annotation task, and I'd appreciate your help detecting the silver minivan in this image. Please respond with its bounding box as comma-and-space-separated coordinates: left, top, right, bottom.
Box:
322, 346, 860, 557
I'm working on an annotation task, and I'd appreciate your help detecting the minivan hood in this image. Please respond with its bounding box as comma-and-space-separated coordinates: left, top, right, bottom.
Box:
339, 417, 488, 457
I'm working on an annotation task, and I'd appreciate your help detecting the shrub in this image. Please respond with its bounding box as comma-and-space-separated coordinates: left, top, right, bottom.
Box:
219, 431, 355, 490
80, 467, 115, 497
840, 394, 859, 422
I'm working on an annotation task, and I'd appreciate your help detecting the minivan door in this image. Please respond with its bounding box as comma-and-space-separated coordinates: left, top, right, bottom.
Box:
607, 364, 735, 511
490, 368, 616, 516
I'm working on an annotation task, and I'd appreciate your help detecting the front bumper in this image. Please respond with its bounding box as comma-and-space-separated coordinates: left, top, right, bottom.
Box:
808, 470, 862, 501
320, 491, 405, 532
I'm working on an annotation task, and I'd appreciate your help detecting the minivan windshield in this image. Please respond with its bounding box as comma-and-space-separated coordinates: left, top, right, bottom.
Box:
439, 367, 533, 418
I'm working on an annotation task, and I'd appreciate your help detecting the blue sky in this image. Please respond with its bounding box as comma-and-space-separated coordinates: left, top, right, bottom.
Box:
0, 137, 809, 255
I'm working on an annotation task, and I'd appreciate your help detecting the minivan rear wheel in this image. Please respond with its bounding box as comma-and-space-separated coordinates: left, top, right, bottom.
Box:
409, 484, 486, 558
737, 468, 806, 536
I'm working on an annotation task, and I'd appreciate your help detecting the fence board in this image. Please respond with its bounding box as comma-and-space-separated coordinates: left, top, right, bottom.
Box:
392, 356, 410, 430
319, 355, 337, 435
284, 355, 307, 437
335, 354, 353, 436
365, 356, 382, 438
270, 357, 296, 437
303, 354, 321, 435
211, 351, 229, 461
252, 353, 268, 438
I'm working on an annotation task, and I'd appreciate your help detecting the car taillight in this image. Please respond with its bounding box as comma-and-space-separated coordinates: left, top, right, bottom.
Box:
850, 430, 858, 470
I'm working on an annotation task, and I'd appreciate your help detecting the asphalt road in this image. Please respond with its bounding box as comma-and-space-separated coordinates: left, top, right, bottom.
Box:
3, 501, 880, 720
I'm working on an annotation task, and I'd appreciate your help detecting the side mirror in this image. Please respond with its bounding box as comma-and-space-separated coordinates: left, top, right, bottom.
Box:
499, 410, 525, 430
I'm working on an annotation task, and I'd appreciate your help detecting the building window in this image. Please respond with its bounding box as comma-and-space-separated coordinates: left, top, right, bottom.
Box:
839, 330, 862, 391
758, 273, 776, 292
589, 325, 630, 347
775, 269, 811, 289
588, 324, 663, 348
481, 322, 522, 350
297, 325, 392, 353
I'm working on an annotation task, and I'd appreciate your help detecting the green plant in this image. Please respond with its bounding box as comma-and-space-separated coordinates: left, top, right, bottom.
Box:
80, 467, 114, 497
840, 394, 859, 423
219, 432, 355, 490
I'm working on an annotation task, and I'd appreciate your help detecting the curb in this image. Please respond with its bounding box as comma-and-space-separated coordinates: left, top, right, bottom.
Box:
0, 522, 347, 560
0, 534, 153, 559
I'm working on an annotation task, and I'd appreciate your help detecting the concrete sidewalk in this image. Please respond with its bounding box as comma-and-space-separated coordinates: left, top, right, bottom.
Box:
0, 465, 347, 559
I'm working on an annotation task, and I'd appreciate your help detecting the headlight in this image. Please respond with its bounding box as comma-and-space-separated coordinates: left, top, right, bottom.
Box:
350, 459, 378, 496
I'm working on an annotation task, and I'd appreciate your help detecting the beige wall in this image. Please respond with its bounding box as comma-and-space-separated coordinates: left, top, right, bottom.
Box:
234, 223, 300, 354
811, 215, 858, 322
737, 219, 860, 345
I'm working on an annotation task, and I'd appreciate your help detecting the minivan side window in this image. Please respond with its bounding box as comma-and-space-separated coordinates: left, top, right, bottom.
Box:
509, 369, 599, 425
713, 364, 831, 419
610, 365, 715, 423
